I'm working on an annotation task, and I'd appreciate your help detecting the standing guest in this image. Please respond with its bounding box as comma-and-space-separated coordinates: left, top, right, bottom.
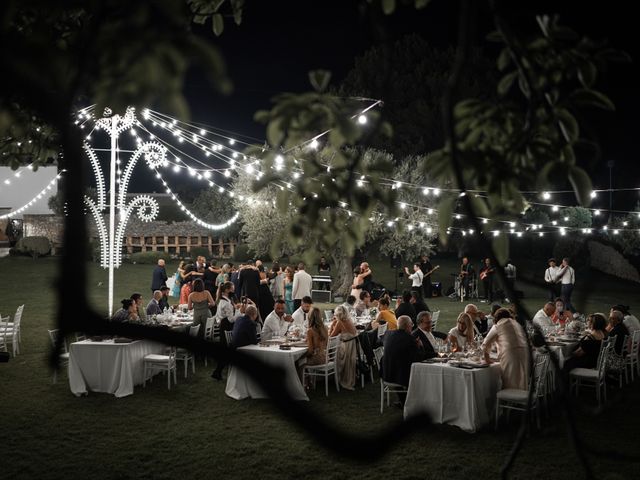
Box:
215, 264, 231, 289
306, 308, 329, 366
291, 296, 313, 334
179, 264, 196, 305
419, 254, 435, 299
503, 259, 517, 302
404, 263, 424, 299
410, 291, 429, 318
202, 260, 219, 298
151, 258, 168, 293
257, 262, 275, 322
269, 263, 285, 300
449, 312, 475, 352
195, 255, 207, 271
230, 264, 241, 300
479, 258, 495, 303
372, 297, 398, 331
350, 266, 364, 299
158, 286, 171, 311
611, 304, 640, 335
607, 310, 630, 355
394, 291, 417, 326
551, 298, 572, 326
382, 315, 425, 405
482, 308, 530, 390
292, 262, 312, 310
211, 282, 247, 380
412, 311, 447, 359
188, 278, 215, 339
261, 299, 294, 341
532, 302, 556, 330
146, 290, 163, 316
283, 266, 295, 314
359, 262, 374, 293
556, 257, 576, 313
238, 263, 261, 305
130, 293, 147, 323
231, 305, 260, 348
564, 313, 607, 371
459, 256, 474, 299
171, 260, 187, 298
111, 298, 139, 323
328, 306, 358, 390
318, 256, 331, 274
544, 258, 561, 301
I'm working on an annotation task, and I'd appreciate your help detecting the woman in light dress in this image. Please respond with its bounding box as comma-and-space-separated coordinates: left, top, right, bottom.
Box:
482, 308, 530, 390
449, 312, 475, 352
188, 279, 215, 339
283, 266, 295, 314
329, 305, 357, 390
350, 266, 365, 299
171, 261, 187, 298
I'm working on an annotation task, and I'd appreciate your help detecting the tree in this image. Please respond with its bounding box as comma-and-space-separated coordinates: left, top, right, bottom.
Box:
561, 206, 593, 228
190, 187, 242, 238
612, 205, 640, 256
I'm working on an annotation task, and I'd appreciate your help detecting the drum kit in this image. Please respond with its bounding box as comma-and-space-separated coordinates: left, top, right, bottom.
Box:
450, 273, 478, 302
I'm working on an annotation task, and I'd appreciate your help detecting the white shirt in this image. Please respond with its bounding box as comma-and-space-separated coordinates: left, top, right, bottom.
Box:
624, 314, 640, 334
532, 309, 554, 329
557, 265, 575, 285
215, 296, 241, 324
505, 263, 516, 279
291, 307, 309, 332
544, 266, 560, 284
261, 311, 290, 340
409, 270, 424, 287
292, 269, 313, 300
418, 327, 437, 350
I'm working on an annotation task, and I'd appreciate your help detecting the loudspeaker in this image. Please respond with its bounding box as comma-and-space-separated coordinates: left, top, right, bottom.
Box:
390, 255, 402, 269
311, 289, 332, 303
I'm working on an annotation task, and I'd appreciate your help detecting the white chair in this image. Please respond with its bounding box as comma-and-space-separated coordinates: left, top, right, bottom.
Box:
143, 347, 177, 390
377, 323, 388, 339
5, 305, 24, 345
324, 310, 334, 323
569, 337, 613, 407
0, 315, 19, 357
624, 330, 640, 381
431, 310, 440, 331
495, 353, 549, 429
175, 325, 199, 378
374, 346, 408, 413
203, 317, 216, 366
303, 335, 340, 396
47, 329, 69, 384
0, 316, 10, 354
224, 330, 233, 346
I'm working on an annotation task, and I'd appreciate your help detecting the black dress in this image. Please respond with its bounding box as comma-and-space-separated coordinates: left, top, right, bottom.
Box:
564, 334, 602, 371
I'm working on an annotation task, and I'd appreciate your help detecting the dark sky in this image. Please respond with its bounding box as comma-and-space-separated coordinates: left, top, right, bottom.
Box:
166, 0, 638, 210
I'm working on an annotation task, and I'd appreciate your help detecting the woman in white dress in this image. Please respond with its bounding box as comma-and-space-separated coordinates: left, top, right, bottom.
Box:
350, 266, 365, 299
482, 308, 530, 390
448, 312, 475, 352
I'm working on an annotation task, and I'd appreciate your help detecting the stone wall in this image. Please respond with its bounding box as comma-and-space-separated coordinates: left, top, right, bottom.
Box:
588, 240, 640, 283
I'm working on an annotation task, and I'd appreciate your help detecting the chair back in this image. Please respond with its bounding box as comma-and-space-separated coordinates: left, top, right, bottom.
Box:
189, 325, 201, 337
377, 322, 388, 337
596, 337, 613, 377
326, 335, 340, 364
324, 310, 333, 323
224, 330, 233, 345
14, 305, 24, 325
204, 317, 215, 341
47, 329, 68, 353
630, 330, 640, 357
431, 310, 440, 330
373, 347, 384, 369
532, 352, 549, 398
0, 316, 8, 347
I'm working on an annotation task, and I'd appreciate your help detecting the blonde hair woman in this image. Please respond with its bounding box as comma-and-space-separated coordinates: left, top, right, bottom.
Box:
449, 312, 475, 352
329, 305, 357, 390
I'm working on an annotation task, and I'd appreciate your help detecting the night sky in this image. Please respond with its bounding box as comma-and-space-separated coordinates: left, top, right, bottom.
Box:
148, 0, 638, 211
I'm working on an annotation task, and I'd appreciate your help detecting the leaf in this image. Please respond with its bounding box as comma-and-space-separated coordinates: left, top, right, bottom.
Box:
212, 13, 224, 36
497, 48, 511, 71
497, 71, 518, 96
492, 234, 509, 266
568, 166, 593, 206
577, 62, 596, 88
570, 89, 615, 111
437, 196, 456, 246
266, 118, 284, 147
308, 70, 331, 92
556, 108, 579, 143
486, 30, 503, 42
414, 0, 431, 9
382, 0, 396, 15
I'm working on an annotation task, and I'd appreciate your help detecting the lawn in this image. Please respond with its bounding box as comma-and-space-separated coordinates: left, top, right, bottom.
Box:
1, 255, 639, 480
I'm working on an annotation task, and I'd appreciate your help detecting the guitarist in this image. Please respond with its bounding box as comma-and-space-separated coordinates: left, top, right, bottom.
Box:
419, 254, 438, 298
479, 257, 495, 303
459, 256, 474, 300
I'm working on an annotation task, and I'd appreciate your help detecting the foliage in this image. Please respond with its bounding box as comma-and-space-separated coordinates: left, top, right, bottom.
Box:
15, 235, 51, 259
188, 246, 211, 260
425, 16, 628, 261
553, 237, 589, 270
190, 188, 241, 237
560, 206, 592, 228
339, 34, 496, 158
47, 186, 97, 216
126, 251, 165, 264
611, 206, 640, 256
522, 207, 551, 227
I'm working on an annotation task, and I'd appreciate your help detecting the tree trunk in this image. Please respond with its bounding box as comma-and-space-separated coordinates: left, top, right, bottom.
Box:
330, 251, 353, 299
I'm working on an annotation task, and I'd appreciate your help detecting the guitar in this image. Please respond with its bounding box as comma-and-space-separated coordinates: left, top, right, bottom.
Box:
423, 265, 440, 277
479, 268, 495, 281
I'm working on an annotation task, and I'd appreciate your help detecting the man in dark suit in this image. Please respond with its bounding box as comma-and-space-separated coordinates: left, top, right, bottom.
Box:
151, 258, 168, 293
382, 316, 425, 406
238, 265, 261, 305
412, 311, 447, 359
158, 286, 170, 311
394, 291, 417, 326
231, 305, 259, 348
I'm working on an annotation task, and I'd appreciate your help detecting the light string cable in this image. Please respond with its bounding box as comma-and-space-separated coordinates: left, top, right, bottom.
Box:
0, 170, 66, 219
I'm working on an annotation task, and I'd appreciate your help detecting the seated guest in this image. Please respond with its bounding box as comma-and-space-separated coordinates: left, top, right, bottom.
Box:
607, 309, 630, 355
412, 311, 447, 359
382, 315, 425, 404
372, 297, 398, 331
551, 298, 572, 326
306, 308, 329, 366
449, 312, 475, 352
231, 305, 259, 348
158, 286, 171, 311
130, 292, 147, 322
486, 303, 501, 330
342, 295, 357, 315
354, 290, 373, 317
328, 305, 357, 337
611, 304, 640, 335
409, 291, 429, 318
146, 290, 163, 316
394, 291, 417, 325
111, 298, 139, 323
328, 305, 357, 390
261, 299, 293, 341
482, 308, 530, 389
564, 313, 607, 372
532, 302, 556, 330
291, 296, 313, 334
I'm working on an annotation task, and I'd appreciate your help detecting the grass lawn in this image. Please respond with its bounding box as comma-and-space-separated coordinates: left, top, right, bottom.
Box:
1, 255, 639, 479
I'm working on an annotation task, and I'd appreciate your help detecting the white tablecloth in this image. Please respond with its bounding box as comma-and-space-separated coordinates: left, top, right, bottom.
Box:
69, 340, 164, 398
225, 345, 309, 401
404, 362, 502, 432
